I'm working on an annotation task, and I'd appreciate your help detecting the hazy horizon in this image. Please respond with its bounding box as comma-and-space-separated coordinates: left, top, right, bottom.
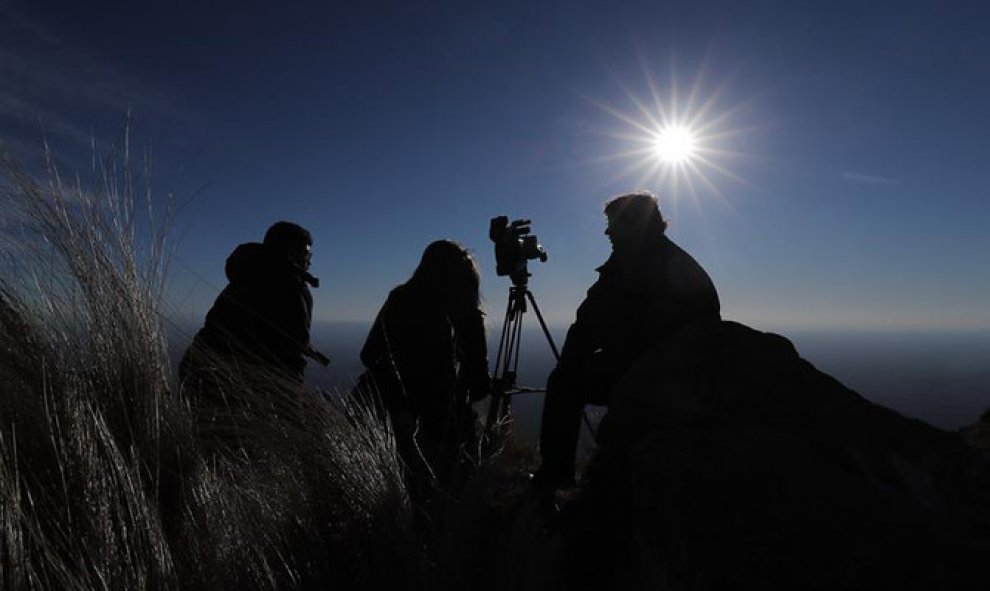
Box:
167, 319, 989, 438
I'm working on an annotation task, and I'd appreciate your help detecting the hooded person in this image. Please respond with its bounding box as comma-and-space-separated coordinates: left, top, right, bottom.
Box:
180, 221, 318, 386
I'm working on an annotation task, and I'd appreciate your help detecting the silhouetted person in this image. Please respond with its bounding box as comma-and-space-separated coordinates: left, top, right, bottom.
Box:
180, 221, 319, 386
535, 191, 720, 488
356, 240, 490, 498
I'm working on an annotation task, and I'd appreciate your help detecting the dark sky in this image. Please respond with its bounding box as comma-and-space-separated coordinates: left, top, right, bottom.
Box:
2, 0, 988, 330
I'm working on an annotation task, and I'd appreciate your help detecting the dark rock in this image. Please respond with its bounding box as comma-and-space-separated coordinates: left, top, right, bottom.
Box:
961, 409, 990, 462
569, 320, 990, 590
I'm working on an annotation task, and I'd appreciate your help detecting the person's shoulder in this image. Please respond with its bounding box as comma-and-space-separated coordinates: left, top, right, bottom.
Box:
656, 234, 682, 254
657, 237, 715, 292
383, 283, 416, 311
639, 235, 676, 266
654, 235, 698, 265
641, 235, 699, 286
389, 283, 411, 300
595, 253, 617, 274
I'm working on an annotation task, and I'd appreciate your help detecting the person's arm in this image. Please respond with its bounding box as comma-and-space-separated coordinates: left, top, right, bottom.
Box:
558, 277, 613, 369
271, 286, 313, 376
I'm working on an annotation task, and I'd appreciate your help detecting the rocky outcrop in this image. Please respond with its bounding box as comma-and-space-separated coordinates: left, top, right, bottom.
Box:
566, 321, 990, 590
961, 409, 990, 462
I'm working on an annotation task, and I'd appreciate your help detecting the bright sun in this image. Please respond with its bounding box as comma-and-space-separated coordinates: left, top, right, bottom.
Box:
654, 126, 697, 164
584, 65, 751, 202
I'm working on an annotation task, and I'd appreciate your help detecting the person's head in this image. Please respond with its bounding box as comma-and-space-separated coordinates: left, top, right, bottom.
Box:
409, 240, 481, 308
603, 191, 667, 253
264, 221, 313, 271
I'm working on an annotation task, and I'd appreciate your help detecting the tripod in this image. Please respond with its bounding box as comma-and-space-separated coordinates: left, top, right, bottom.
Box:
483, 280, 560, 439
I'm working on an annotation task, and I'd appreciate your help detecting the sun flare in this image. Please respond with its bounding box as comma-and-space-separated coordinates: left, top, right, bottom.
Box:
654, 126, 697, 164
583, 65, 752, 206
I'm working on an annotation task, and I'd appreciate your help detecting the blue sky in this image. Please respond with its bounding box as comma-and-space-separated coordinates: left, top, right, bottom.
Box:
2, 0, 988, 332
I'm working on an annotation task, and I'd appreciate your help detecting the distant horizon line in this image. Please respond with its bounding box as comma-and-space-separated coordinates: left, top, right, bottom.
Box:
164, 316, 990, 335
305, 319, 990, 335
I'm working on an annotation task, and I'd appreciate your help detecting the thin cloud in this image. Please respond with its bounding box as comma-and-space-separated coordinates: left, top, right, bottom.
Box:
0, 5, 182, 153
0, 88, 95, 149
4, 6, 72, 51
840, 171, 901, 186
1, 7, 145, 106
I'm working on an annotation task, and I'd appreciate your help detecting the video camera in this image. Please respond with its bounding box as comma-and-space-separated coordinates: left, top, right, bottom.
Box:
489, 216, 548, 285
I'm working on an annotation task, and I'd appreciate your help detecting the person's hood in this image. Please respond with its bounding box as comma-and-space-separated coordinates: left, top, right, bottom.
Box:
224, 242, 320, 288
225, 242, 282, 284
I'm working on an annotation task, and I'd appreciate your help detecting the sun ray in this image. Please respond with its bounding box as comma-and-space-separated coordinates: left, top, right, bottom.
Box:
578, 92, 660, 138
686, 159, 726, 203
615, 80, 666, 134
575, 146, 660, 167
584, 62, 757, 208
645, 69, 672, 130
684, 52, 711, 121
692, 154, 755, 188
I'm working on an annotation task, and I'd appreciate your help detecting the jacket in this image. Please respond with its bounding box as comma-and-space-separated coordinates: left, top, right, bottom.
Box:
190, 242, 313, 380
558, 234, 720, 382
360, 282, 487, 416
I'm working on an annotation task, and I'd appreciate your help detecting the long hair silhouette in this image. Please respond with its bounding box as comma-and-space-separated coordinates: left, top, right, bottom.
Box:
405, 239, 481, 311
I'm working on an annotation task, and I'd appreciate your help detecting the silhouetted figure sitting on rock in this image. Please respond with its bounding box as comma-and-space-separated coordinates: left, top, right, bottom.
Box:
535, 191, 720, 489
180, 221, 319, 389
355, 240, 490, 500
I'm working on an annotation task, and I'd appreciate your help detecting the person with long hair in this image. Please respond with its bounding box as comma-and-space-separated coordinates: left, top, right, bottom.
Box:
357, 240, 490, 496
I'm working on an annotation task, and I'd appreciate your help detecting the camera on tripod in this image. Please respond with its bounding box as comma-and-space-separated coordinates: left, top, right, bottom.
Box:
483, 215, 590, 448
484, 216, 559, 442
489, 216, 548, 285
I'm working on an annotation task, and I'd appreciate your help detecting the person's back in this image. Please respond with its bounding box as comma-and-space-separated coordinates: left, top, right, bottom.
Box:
585, 232, 719, 358
181, 221, 317, 384
356, 240, 489, 498
359, 281, 461, 413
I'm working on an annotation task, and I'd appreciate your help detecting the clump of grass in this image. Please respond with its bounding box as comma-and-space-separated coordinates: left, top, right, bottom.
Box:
397, 414, 563, 591
0, 136, 420, 589
0, 137, 180, 589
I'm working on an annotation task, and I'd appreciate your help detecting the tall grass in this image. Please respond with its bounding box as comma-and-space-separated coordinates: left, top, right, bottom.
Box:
0, 138, 423, 589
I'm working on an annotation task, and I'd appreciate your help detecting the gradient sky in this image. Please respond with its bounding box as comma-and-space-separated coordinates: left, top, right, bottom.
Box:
2, 0, 988, 333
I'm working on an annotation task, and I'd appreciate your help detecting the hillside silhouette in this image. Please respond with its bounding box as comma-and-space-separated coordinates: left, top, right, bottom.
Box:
566, 320, 990, 589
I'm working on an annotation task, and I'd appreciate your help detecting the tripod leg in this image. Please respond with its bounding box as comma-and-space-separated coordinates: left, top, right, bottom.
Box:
493, 288, 515, 374
509, 296, 525, 379
485, 295, 522, 440
525, 289, 561, 361
526, 289, 598, 443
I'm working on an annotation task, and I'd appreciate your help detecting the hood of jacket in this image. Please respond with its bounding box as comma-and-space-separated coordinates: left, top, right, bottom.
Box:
224, 242, 290, 285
